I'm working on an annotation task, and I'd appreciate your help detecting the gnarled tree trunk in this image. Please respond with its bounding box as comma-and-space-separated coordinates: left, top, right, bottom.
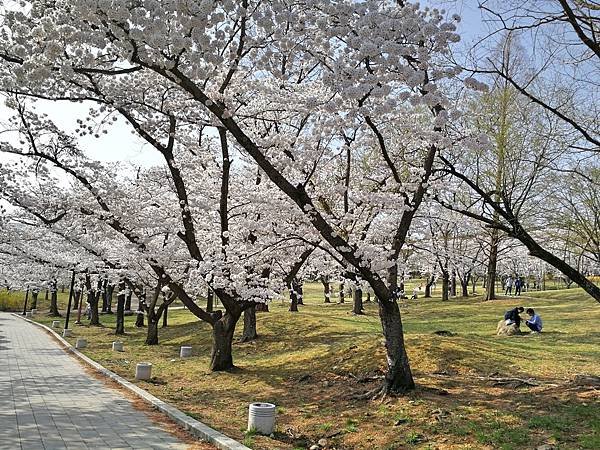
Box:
240, 305, 257, 342
210, 311, 239, 371
377, 296, 415, 394
441, 271, 450, 302
321, 277, 331, 303
30, 291, 38, 310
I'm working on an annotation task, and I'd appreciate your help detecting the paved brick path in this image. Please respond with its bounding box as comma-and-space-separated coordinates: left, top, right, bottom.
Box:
0, 313, 188, 450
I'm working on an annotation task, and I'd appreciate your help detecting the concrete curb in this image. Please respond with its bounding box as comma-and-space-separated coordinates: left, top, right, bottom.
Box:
14, 314, 250, 450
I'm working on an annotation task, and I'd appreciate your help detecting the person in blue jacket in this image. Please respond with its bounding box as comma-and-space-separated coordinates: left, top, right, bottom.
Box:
525, 308, 543, 333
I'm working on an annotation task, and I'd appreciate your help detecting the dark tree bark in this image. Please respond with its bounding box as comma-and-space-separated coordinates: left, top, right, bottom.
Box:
378, 297, 415, 394
30, 291, 38, 309
450, 270, 457, 297
424, 275, 434, 298
106, 284, 114, 314
461, 272, 471, 297
135, 290, 146, 327
48, 279, 60, 317
115, 279, 126, 335
206, 288, 214, 312
485, 230, 499, 301
352, 287, 364, 315
321, 276, 331, 303
240, 305, 258, 342
338, 282, 345, 303
101, 276, 109, 312
72, 289, 81, 310
441, 271, 450, 302
146, 320, 159, 345
210, 311, 240, 371
365, 290, 371, 302
162, 304, 168, 327
288, 279, 299, 312
44, 289, 48, 302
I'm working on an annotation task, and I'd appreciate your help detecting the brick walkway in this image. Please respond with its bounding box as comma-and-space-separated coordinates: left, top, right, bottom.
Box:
0, 312, 188, 450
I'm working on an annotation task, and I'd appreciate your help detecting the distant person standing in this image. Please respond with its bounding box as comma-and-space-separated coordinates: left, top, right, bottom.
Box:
505, 276, 514, 296
525, 308, 543, 333
514, 277, 522, 296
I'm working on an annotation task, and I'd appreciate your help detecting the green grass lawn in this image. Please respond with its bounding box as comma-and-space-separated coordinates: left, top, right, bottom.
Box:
26, 283, 599, 450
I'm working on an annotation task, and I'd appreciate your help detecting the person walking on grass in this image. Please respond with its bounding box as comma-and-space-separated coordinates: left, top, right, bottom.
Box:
504, 306, 524, 328
525, 308, 543, 334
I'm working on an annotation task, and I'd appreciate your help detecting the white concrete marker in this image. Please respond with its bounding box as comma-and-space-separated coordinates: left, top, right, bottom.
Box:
75, 338, 87, 349
135, 362, 152, 380
248, 403, 276, 435
112, 341, 124, 352
180, 346, 192, 358
51, 320, 61, 328
62, 329, 72, 337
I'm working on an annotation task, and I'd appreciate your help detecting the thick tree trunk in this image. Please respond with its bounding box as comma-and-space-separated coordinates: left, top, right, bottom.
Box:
240, 305, 258, 342
72, 290, 81, 310
31, 292, 38, 310
441, 271, 449, 302
49, 291, 60, 317
206, 289, 214, 313
338, 282, 345, 303
450, 271, 457, 297
461, 280, 469, 297
352, 288, 364, 315
44, 289, 48, 302
210, 312, 239, 371
145, 320, 159, 345
485, 230, 499, 301
89, 293, 100, 325
378, 298, 415, 394
424, 275, 434, 298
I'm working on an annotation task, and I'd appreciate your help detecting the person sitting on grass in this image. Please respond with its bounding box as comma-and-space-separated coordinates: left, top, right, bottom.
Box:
504, 306, 524, 328
525, 308, 543, 333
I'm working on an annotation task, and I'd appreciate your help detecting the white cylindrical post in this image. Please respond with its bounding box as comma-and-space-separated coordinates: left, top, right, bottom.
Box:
248, 403, 276, 435
62, 329, 72, 338
180, 346, 192, 358
112, 341, 124, 352
135, 362, 152, 380
75, 338, 87, 349
52, 320, 61, 328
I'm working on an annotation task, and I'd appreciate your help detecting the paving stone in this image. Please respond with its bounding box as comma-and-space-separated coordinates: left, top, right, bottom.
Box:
0, 313, 189, 450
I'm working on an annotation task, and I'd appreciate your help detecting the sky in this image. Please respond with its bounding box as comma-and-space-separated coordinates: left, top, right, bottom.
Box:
0, 0, 488, 170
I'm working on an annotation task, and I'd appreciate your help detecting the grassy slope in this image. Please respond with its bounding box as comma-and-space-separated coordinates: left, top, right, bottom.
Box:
28, 284, 599, 450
